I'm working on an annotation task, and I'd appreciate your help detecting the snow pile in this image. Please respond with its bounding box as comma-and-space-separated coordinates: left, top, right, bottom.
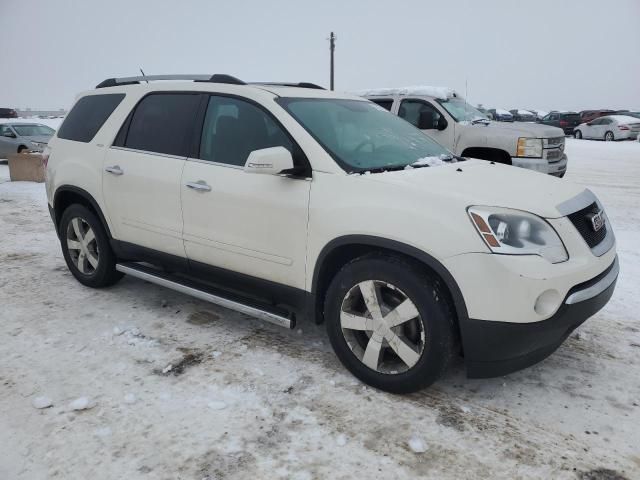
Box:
408, 435, 428, 453
68, 397, 95, 411
32, 396, 53, 409
517, 109, 533, 115
355, 86, 457, 99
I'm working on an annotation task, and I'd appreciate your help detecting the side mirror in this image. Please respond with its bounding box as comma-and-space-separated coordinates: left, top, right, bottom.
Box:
418, 111, 438, 130
437, 116, 448, 131
2, 131, 16, 138
244, 146, 294, 175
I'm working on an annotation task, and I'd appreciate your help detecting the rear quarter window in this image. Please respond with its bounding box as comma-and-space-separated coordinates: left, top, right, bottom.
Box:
57, 94, 125, 142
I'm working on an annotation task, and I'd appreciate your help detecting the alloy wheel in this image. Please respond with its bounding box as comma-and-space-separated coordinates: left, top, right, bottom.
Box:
66, 217, 100, 275
340, 280, 425, 374
605, 132, 614, 141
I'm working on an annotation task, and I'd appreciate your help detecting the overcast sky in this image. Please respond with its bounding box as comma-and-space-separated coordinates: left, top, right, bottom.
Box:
1, 0, 638, 112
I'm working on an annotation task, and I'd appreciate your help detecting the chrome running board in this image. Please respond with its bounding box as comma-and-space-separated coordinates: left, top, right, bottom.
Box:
116, 262, 294, 329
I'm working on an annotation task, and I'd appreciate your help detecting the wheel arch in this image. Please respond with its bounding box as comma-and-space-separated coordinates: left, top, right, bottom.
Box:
52, 186, 112, 239
460, 146, 512, 165
311, 235, 468, 330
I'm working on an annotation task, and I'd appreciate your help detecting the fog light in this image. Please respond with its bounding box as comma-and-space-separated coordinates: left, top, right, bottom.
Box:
534, 289, 561, 316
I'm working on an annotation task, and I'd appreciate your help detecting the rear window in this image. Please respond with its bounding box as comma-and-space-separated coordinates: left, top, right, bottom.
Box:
122, 93, 201, 157
57, 94, 125, 142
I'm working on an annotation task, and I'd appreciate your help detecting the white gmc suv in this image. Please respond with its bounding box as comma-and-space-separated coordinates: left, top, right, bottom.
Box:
45, 74, 618, 393
361, 87, 568, 177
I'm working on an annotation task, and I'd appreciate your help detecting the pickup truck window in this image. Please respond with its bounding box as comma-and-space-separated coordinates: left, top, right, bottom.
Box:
398, 100, 442, 129
279, 98, 451, 173
370, 99, 394, 111
436, 97, 488, 122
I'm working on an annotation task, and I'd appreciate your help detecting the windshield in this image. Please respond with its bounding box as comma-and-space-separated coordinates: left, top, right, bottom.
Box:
12, 124, 55, 137
278, 98, 452, 173
436, 98, 488, 122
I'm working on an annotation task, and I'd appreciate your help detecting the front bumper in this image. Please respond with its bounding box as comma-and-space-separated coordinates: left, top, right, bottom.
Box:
460, 256, 619, 378
512, 154, 567, 176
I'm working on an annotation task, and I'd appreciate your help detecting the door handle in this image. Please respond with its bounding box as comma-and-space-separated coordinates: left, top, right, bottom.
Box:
185, 181, 211, 192
105, 165, 124, 175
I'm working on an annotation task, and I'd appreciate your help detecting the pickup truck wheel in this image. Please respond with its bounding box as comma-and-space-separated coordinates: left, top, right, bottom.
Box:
574, 130, 582, 139
604, 131, 614, 141
324, 255, 454, 393
59, 204, 123, 288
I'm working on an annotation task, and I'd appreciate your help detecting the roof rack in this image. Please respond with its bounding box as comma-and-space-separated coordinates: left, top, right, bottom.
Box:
251, 82, 325, 90
95, 74, 246, 89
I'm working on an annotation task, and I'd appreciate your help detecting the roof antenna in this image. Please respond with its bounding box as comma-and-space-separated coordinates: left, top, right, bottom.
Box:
140, 68, 149, 83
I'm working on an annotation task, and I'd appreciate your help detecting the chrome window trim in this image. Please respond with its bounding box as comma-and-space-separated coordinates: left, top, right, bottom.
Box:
109, 145, 186, 160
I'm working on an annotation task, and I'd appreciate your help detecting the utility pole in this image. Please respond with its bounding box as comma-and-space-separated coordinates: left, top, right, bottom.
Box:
329, 32, 336, 90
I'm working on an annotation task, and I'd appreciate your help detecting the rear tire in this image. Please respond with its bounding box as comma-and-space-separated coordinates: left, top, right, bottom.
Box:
59, 204, 123, 288
604, 131, 614, 141
324, 254, 455, 393
574, 130, 582, 139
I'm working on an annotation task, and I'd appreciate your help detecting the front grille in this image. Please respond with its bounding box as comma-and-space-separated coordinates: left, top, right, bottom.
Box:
567, 202, 607, 248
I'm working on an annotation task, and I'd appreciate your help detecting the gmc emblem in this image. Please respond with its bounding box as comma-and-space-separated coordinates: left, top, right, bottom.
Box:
589, 210, 605, 232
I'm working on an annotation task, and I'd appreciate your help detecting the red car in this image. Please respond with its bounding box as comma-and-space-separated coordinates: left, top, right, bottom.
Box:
579, 110, 616, 124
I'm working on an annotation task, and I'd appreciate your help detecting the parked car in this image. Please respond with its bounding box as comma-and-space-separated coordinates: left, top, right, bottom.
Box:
488, 108, 513, 122
539, 111, 581, 135
574, 115, 640, 141
362, 87, 567, 176
579, 110, 616, 125
509, 109, 537, 122
45, 74, 618, 393
0, 123, 55, 158
528, 109, 548, 121
0, 107, 18, 119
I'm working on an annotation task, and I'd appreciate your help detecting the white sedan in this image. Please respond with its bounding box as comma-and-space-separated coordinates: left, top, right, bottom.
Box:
574, 115, 640, 141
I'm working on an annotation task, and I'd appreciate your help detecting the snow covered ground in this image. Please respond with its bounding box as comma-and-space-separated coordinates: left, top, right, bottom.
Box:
1, 138, 639, 479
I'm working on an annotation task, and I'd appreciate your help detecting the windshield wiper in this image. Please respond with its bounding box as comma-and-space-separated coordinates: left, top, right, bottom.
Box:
354, 165, 407, 174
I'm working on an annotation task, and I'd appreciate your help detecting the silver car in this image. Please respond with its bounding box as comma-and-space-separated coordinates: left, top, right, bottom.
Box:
573, 115, 640, 141
0, 123, 55, 158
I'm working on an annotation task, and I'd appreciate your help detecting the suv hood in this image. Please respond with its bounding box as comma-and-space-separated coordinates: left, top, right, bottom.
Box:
358, 160, 584, 218
477, 121, 564, 138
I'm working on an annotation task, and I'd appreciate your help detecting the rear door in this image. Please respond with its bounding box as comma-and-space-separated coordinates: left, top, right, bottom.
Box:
102, 92, 202, 258
181, 94, 311, 289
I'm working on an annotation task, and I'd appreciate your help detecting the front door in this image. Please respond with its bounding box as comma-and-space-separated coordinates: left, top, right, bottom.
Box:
398, 99, 456, 152
181, 95, 311, 289
102, 92, 202, 258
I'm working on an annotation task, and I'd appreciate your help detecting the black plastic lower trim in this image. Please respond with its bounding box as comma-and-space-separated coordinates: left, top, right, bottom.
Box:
461, 269, 617, 379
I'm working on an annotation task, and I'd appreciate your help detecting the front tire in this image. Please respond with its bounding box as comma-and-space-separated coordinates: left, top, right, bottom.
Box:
324, 254, 455, 393
59, 204, 123, 288
604, 131, 614, 141
574, 130, 582, 139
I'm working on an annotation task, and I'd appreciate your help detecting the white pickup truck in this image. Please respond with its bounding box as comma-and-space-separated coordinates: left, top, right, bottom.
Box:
361, 86, 568, 177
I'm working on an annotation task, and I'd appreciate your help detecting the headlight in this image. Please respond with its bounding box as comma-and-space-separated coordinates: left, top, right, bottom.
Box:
30, 141, 45, 149
468, 206, 568, 263
516, 137, 542, 158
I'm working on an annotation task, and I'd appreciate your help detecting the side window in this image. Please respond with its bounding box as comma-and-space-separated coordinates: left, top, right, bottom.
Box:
591, 118, 602, 125
198, 96, 293, 166
0, 125, 14, 136
370, 99, 394, 111
57, 94, 125, 143
124, 93, 200, 157
398, 100, 442, 129
550, 113, 559, 121
601, 118, 612, 125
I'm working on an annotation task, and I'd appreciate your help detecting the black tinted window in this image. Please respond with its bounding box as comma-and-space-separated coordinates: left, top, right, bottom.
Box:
398, 100, 442, 129
199, 96, 293, 166
57, 94, 124, 142
124, 93, 200, 156
370, 99, 394, 111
